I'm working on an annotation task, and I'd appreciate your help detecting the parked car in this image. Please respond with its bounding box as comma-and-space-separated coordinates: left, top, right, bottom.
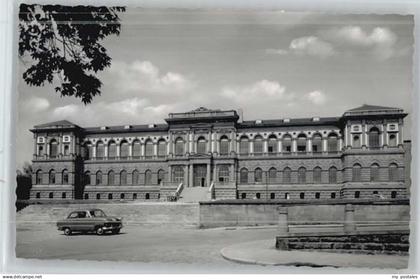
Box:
56, 209, 123, 236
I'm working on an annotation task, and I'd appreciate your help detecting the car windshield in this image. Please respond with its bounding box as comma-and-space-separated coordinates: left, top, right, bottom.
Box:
89, 210, 106, 217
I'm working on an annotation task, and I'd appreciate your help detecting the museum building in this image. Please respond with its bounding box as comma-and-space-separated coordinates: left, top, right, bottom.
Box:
29, 104, 410, 201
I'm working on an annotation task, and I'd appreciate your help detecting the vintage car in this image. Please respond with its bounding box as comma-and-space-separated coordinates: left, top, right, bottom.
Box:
56, 209, 123, 236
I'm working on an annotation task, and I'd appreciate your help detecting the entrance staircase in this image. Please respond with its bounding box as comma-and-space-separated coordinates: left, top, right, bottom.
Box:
178, 186, 210, 202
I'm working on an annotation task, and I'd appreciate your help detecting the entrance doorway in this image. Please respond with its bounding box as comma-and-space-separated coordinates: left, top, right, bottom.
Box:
193, 165, 207, 187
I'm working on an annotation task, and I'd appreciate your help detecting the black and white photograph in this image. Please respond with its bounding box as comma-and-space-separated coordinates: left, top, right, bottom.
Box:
13, 3, 414, 272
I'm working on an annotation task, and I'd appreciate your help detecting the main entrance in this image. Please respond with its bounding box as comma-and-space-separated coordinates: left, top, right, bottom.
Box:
193, 164, 207, 187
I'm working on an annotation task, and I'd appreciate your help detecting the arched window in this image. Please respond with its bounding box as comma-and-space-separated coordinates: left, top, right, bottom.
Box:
389, 163, 399, 182
120, 170, 127, 185
297, 134, 307, 153
83, 142, 92, 159
36, 170, 42, 184
96, 193, 101, 200
108, 170, 115, 185
267, 135, 277, 154
197, 137, 207, 154
158, 139, 167, 157
353, 135, 361, 148
49, 192, 54, 199
240, 168, 248, 184
145, 170, 152, 185
132, 140, 141, 158
313, 167, 322, 184
370, 163, 380, 182
254, 168, 263, 183
368, 127, 380, 148
172, 166, 184, 183
63, 145, 69, 156
145, 139, 154, 158
120, 140, 129, 158
108, 193, 113, 200
175, 137, 184, 156
96, 171, 103, 185
108, 140, 117, 158
389, 134, 397, 147
352, 164, 362, 182
96, 141, 105, 158
283, 167, 291, 184
62, 169, 69, 184
49, 139, 58, 158
132, 170, 139, 185
219, 136, 230, 155
38, 145, 44, 156
218, 165, 230, 183
84, 171, 91, 185
268, 167, 277, 184
253, 136, 263, 154
282, 135, 292, 153
312, 134, 322, 153
298, 167, 306, 184
327, 133, 338, 152
329, 167, 337, 184
49, 169, 56, 184
239, 136, 249, 155
157, 169, 165, 184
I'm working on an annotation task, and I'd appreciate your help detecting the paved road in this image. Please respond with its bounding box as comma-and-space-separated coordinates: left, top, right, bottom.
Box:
16, 223, 279, 265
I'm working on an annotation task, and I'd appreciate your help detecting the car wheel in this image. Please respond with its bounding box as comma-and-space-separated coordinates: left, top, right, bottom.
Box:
96, 227, 104, 235
64, 228, 72, 236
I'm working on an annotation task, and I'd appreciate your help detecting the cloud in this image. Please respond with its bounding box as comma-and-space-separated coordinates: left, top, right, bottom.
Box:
265, 48, 289, 55
303, 90, 326, 105
22, 97, 50, 112
289, 36, 335, 58
221, 80, 289, 101
108, 60, 195, 95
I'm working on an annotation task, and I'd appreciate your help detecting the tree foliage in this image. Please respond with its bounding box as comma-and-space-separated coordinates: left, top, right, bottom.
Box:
16, 162, 33, 200
19, 4, 125, 104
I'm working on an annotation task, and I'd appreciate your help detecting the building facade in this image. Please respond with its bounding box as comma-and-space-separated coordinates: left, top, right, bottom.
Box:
29, 105, 410, 201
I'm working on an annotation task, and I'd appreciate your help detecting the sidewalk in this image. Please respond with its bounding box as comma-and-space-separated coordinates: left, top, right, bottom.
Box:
221, 239, 409, 269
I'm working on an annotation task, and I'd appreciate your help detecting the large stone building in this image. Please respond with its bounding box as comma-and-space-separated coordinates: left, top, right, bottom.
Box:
29, 105, 410, 201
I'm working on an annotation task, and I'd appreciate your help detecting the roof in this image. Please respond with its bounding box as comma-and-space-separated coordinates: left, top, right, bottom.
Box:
238, 117, 340, 128
33, 120, 79, 129
84, 123, 169, 134
347, 104, 402, 112
343, 104, 406, 118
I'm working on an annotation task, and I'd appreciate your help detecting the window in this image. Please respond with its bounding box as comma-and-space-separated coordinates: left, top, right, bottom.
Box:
283, 167, 291, 184
62, 169, 69, 184
298, 167, 306, 184
315, 192, 320, 199
354, 191, 360, 198
108, 170, 115, 185
36, 170, 42, 184
389, 134, 397, 147
327, 133, 338, 152
120, 140, 129, 158
270, 193, 275, 199
282, 135, 292, 153
49, 192, 53, 199
268, 135, 277, 154
96, 193, 101, 200
38, 145, 44, 156
84, 171, 91, 185
133, 193, 137, 199
96, 171, 102, 185
368, 127, 380, 148
36, 192, 41, 199
370, 164, 380, 182
353, 135, 361, 148
145, 193, 150, 200
352, 164, 362, 182
285, 193, 290, 200
172, 166, 184, 183
253, 136, 263, 154
241, 193, 246, 199
254, 168, 263, 183
391, 191, 397, 199
218, 165, 230, 183
312, 134, 322, 153
313, 167, 322, 184
120, 193, 125, 200
197, 137, 207, 154
328, 167, 337, 184
175, 138, 184, 156
120, 170, 127, 185
145, 140, 154, 157
158, 140, 166, 157
389, 163, 399, 182
132, 140, 141, 157
83, 142, 92, 159
108, 193, 113, 200
300, 192, 305, 199
62, 192, 66, 199
132, 170, 139, 185
268, 167, 277, 184
63, 145, 69, 156
96, 141, 105, 158
84, 193, 89, 200
256, 193, 261, 199
49, 169, 56, 184
297, 134, 306, 153
240, 168, 248, 184
158, 169, 165, 185
239, 136, 249, 155
331, 192, 336, 199
219, 136, 230, 155
145, 170, 152, 185
49, 139, 58, 158
108, 141, 117, 158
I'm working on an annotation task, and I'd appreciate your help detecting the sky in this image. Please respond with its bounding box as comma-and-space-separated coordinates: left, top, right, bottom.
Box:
16, 9, 414, 168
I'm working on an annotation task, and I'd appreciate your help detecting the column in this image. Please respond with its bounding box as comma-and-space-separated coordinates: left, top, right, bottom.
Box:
153, 142, 158, 157
116, 143, 120, 158
104, 144, 108, 159
292, 138, 297, 153
189, 165, 194, 187
230, 131, 236, 153
322, 138, 327, 153
211, 133, 216, 153
263, 140, 268, 154
141, 143, 145, 157
206, 164, 211, 187
189, 132, 194, 154
344, 204, 356, 233
128, 143, 132, 157
207, 131, 212, 153
345, 125, 349, 148
307, 138, 312, 153
380, 124, 384, 147
278, 140, 282, 153
339, 138, 343, 151
250, 139, 254, 154
33, 135, 37, 156
213, 164, 217, 182
92, 144, 96, 158
363, 123, 368, 148
169, 133, 173, 155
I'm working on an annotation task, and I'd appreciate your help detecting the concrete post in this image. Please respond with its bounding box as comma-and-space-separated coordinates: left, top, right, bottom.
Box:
344, 204, 356, 233
277, 206, 289, 235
